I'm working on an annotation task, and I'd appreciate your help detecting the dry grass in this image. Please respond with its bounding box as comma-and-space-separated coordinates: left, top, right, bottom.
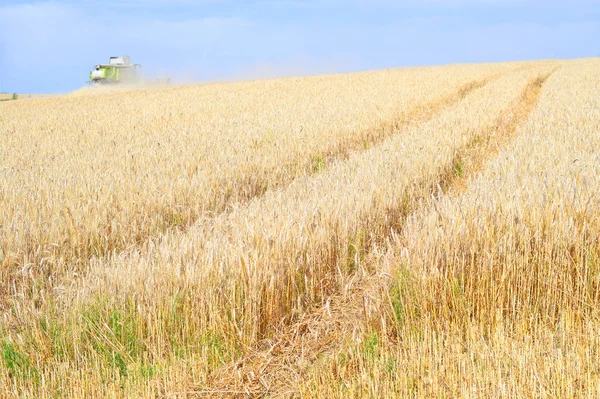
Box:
3, 58, 599, 398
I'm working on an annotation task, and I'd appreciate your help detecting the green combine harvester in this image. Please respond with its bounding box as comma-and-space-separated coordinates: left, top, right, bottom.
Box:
89, 55, 142, 85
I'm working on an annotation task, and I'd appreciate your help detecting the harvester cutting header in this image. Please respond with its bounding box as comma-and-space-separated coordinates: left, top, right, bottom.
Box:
89, 55, 170, 85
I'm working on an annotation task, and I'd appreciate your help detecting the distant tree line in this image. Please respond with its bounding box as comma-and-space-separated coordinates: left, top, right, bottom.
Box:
0, 93, 18, 101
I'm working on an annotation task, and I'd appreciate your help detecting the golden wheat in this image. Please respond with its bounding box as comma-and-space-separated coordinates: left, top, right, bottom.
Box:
292, 59, 600, 398
0, 63, 510, 289
78, 64, 549, 334
3, 59, 598, 398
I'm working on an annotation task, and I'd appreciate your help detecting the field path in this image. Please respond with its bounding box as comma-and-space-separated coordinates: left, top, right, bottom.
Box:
0, 66, 510, 290
198, 67, 558, 398
0, 61, 574, 398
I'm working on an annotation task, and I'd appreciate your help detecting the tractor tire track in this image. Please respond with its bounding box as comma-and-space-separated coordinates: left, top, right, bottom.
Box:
197, 68, 558, 399
1, 70, 509, 309
119, 70, 506, 251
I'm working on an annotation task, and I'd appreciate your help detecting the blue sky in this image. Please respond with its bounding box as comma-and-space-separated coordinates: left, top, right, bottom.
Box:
1, 0, 599, 94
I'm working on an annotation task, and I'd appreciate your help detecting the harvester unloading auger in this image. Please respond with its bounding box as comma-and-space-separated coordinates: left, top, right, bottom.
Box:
89, 55, 171, 85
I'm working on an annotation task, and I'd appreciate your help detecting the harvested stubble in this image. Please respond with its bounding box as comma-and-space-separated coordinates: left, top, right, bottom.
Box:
291, 59, 600, 398
0, 63, 510, 291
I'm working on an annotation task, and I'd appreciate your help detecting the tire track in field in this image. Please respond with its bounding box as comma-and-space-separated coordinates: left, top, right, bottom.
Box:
0, 71, 509, 308
0, 69, 512, 384
198, 68, 559, 399
136, 72, 505, 243
2, 71, 507, 292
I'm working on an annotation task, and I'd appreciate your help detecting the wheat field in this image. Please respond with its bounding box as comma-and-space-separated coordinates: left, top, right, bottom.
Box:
0, 58, 599, 397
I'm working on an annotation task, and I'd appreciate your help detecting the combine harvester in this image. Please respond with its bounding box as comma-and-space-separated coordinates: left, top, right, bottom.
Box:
88, 55, 171, 86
